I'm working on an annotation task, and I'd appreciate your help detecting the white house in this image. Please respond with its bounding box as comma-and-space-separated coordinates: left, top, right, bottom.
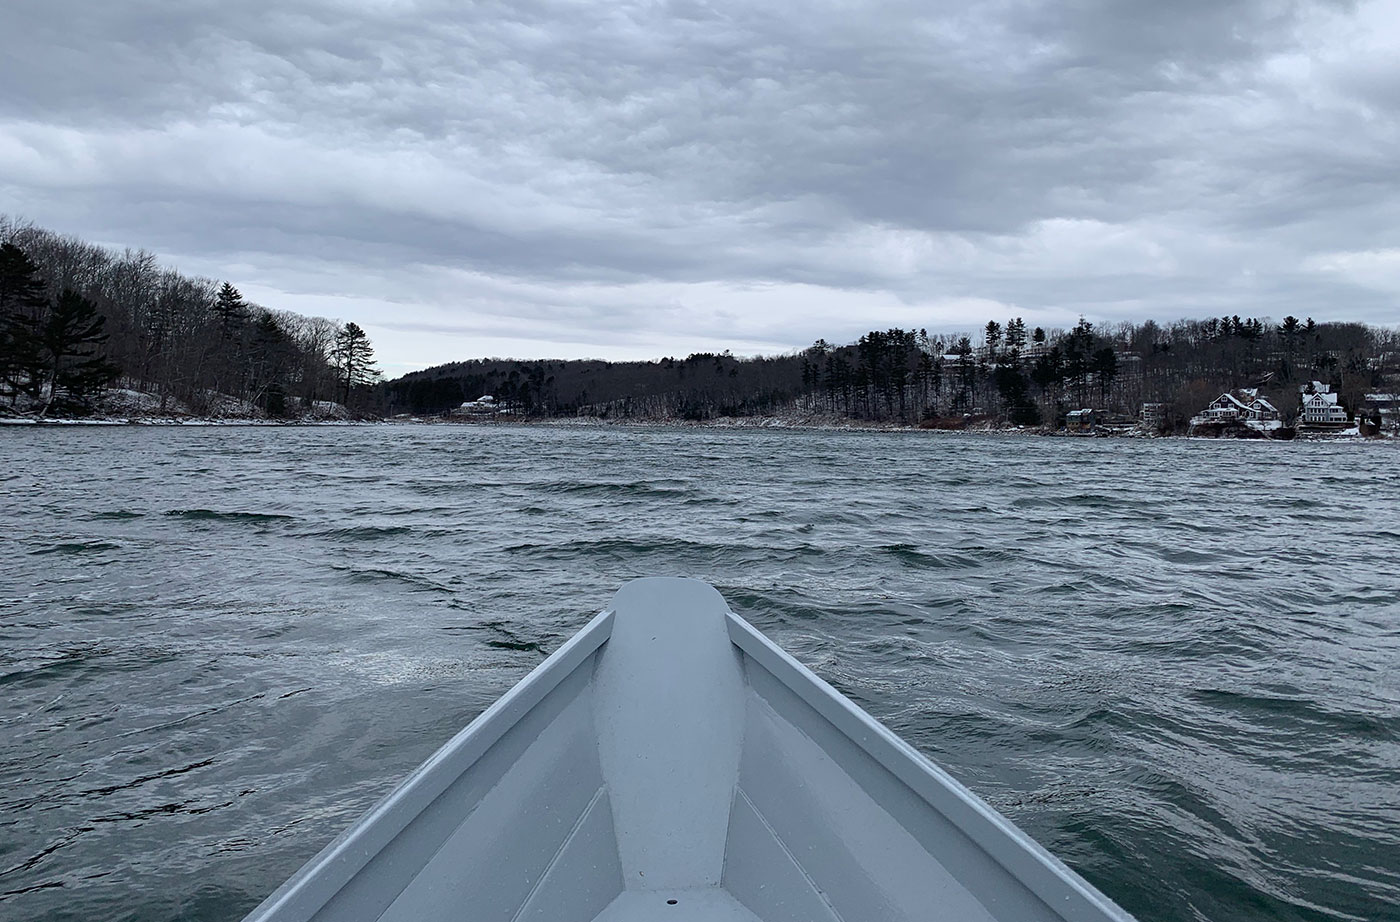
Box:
1298, 382, 1348, 427
452, 395, 499, 417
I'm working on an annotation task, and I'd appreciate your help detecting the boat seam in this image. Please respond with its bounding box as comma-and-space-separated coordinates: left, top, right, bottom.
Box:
509, 784, 609, 922
732, 785, 847, 922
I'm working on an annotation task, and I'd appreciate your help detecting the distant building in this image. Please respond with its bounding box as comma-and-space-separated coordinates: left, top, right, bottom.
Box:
1189, 389, 1281, 433
1365, 352, 1400, 372
1362, 393, 1399, 431
1140, 403, 1167, 428
453, 395, 499, 417
1298, 382, 1348, 427
1065, 408, 1096, 432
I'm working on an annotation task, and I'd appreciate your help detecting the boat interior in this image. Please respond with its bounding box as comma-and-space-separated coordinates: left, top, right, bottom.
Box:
244, 578, 1131, 922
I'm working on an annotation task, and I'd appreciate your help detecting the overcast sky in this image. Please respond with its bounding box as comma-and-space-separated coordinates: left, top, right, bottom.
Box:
1, 0, 1396, 374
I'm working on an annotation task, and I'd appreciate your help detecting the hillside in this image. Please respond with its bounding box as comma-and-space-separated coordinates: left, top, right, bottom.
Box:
0, 218, 380, 419
386, 319, 1400, 433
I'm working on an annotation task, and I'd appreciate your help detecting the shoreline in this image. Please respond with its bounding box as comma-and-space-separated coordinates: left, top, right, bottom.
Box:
2, 412, 1391, 441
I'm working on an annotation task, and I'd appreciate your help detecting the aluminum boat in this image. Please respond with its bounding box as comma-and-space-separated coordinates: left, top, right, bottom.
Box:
243, 578, 1136, 922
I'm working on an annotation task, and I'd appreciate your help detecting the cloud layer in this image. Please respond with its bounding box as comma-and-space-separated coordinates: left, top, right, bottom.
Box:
2, 0, 1396, 370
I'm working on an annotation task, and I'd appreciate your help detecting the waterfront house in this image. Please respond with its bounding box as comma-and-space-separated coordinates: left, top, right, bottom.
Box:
1245, 391, 1280, 422
1298, 382, 1348, 427
1065, 408, 1096, 432
1140, 403, 1167, 429
1189, 389, 1282, 433
452, 395, 499, 417
1362, 393, 1399, 431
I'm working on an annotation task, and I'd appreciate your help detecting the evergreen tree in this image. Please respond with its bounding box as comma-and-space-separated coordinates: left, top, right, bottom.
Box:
0, 242, 49, 401
248, 312, 297, 415
1030, 346, 1063, 390
1092, 347, 1118, 402
1005, 317, 1027, 354
214, 282, 246, 333
38, 289, 119, 416
953, 336, 976, 410
206, 282, 251, 398
0, 242, 47, 316
1061, 318, 1098, 405
333, 321, 381, 404
1278, 315, 1302, 372
993, 364, 1039, 425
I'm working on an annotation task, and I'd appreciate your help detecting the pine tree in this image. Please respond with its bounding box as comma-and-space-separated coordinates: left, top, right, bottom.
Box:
954, 336, 976, 411
994, 363, 1039, 425
38, 289, 119, 416
984, 320, 1002, 358
248, 312, 296, 415
214, 282, 246, 333
333, 321, 381, 404
1005, 317, 1027, 354
1092, 347, 1118, 402
0, 242, 49, 402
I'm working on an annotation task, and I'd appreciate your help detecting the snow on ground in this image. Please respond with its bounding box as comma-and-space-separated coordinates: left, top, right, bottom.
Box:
199, 392, 259, 418
100, 388, 187, 416
309, 400, 351, 420
0, 385, 360, 424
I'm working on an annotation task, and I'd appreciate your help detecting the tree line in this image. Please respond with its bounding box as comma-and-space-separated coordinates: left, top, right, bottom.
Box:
389, 316, 1399, 431
5, 218, 1394, 428
0, 218, 380, 418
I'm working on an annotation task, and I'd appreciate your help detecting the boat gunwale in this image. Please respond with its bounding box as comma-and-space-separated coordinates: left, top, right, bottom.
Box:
241, 607, 616, 922
242, 592, 1136, 922
725, 611, 1136, 922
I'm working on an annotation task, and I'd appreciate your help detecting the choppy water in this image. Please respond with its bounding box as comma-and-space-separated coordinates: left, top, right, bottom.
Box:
2, 425, 1398, 922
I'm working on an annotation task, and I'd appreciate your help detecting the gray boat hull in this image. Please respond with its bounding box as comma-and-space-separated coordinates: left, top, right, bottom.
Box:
243, 578, 1136, 922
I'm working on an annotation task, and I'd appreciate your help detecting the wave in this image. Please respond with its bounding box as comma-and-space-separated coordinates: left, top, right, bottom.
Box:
30, 541, 121, 556
0, 645, 114, 688
876, 543, 986, 570
306, 525, 414, 540
330, 565, 452, 595
1011, 493, 1124, 510
1190, 688, 1399, 740
162, 509, 294, 524
502, 537, 831, 566
535, 479, 696, 498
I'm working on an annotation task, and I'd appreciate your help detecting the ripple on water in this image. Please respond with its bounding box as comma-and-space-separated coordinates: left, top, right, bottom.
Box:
162, 509, 295, 524
29, 541, 123, 556
0, 426, 1397, 922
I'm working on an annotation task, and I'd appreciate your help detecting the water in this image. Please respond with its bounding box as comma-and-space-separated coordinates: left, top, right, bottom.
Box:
2, 425, 1397, 922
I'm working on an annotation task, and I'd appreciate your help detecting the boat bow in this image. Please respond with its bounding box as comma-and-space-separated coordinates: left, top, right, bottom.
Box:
243, 577, 1136, 922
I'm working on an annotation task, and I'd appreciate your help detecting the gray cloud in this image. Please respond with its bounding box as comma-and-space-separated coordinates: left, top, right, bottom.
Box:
1, 0, 1395, 366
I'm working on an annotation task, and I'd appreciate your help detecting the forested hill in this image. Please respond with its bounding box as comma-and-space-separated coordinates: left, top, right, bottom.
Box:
0, 217, 380, 418
387, 319, 1400, 432
388, 352, 805, 421
4, 218, 1395, 430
